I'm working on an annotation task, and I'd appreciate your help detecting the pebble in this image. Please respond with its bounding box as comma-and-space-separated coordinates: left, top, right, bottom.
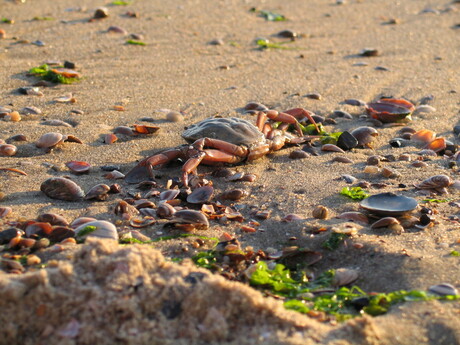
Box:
166, 111, 184, 122
304, 93, 322, 100
209, 38, 224, 45
342, 99, 366, 106
359, 48, 379, 57
414, 105, 436, 114
336, 131, 358, 151
330, 110, 353, 119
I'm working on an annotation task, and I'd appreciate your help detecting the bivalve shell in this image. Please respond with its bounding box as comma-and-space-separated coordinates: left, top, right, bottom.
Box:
36, 132, 64, 148
371, 217, 400, 229
415, 175, 453, 190
74, 220, 118, 241
0, 144, 17, 156
332, 268, 359, 287
40, 177, 84, 201
428, 283, 458, 296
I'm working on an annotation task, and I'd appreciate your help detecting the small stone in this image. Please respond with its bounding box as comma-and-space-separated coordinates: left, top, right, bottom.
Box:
209, 38, 224, 45
277, 30, 297, 39
336, 131, 358, 151
289, 149, 310, 159
93, 7, 109, 19
359, 48, 379, 57
166, 111, 184, 122
304, 93, 322, 100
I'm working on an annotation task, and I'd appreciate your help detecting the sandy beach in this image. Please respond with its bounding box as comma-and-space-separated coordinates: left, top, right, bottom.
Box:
1, 0, 460, 344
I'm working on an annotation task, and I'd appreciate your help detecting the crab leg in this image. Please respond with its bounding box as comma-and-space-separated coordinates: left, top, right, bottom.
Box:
284, 108, 320, 133
125, 148, 184, 183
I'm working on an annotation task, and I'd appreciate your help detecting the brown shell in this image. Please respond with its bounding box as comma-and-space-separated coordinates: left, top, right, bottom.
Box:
337, 212, 369, 224
0, 144, 17, 156
425, 137, 446, 153
36, 132, 64, 148
350, 127, 378, 147
332, 268, 359, 287
371, 217, 400, 229
85, 184, 110, 201
415, 175, 453, 189
104, 133, 118, 144
36, 213, 69, 226
169, 210, 209, 230
66, 161, 91, 174
187, 186, 214, 204
411, 129, 436, 144
40, 177, 84, 201
321, 144, 345, 153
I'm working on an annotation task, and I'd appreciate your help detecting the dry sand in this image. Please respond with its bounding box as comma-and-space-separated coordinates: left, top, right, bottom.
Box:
1, 0, 460, 344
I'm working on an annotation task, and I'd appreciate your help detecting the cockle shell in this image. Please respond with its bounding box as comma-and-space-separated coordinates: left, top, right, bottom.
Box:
40, 177, 84, 201
36, 132, 64, 148
415, 175, 453, 190
74, 220, 118, 241
0, 144, 17, 156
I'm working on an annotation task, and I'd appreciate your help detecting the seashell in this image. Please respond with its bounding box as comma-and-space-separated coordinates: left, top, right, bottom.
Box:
65, 135, 83, 144
398, 154, 411, 161
37, 213, 69, 226
104, 170, 125, 179
350, 127, 378, 147
168, 210, 209, 230
282, 214, 305, 222
366, 155, 381, 165
107, 25, 127, 34
42, 119, 72, 127
4, 111, 21, 122
129, 217, 156, 228
330, 110, 353, 119
399, 127, 416, 135
8, 134, 27, 142
277, 30, 297, 39
417, 149, 437, 157
51, 68, 81, 79
201, 204, 215, 214
337, 212, 369, 224
342, 99, 366, 106
411, 129, 436, 144
70, 217, 97, 229
363, 165, 380, 174
156, 203, 176, 218
139, 208, 157, 217
134, 199, 156, 209
166, 111, 184, 122
415, 175, 452, 190
104, 133, 118, 144
0, 144, 17, 156
47, 226, 75, 243
312, 205, 328, 219
54, 93, 76, 103
371, 217, 400, 229
0, 228, 23, 244
85, 184, 110, 201
113, 126, 136, 136
360, 192, 418, 216
74, 220, 118, 241
366, 99, 414, 123
219, 189, 249, 201
132, 124, 160, 135
332, 156, 353, 164
289, 149, 310, 159
40, 177, 84, 201
321, 144, 345, 153
226, 172, 245, 181
36, 132, 64, 148
428, 283, 458, 296
25, 222, 53, 237
414, 105, 436, 114
341, 174, 357, 184
20, 106, 42, 115
381, 167, 399, 178
114, 200, 139, 218
160, 189, 180, 201
425, 137, 446, 153
240, 173, 257, 182
0, 106, 12, 113
187, 186, 214, 204
304, 93, 322, 100
332, 268, 359, 287
255, 210, 271, 219
0, 207, 12, 218
66, 161, 91, 174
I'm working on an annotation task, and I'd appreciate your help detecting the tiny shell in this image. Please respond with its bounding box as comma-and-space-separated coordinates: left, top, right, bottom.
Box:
85, 184, 110, 201
332, 156, 353, 164
20, 106, 42, 115
342, 99, 366, 106
414, 105, 436, 114
70, 217, 97, 229
107, 25, 128, 34
160, 189, 180, 201
54, 93, 76, 103
157, 203, 176, 218
289, 149, 310, 159
360, 192, 418, 216
42, 119, 72, 127
0, 144, 17, 156
36, 132, 64, 148
282, 214, 305, 222
168, 210, 209, 230
415, 175, 452, 190
411, 129, 436, 144
129, 217, 156, 228
332, 268, 359, 287
219, 189, 249, 201
40, 177, 85, 201
425, 137, 446, 153
363, 165, 380, 174
74, 220, 118, 241
37, 213, 69, 226
104, 170, 125, 179
187, 186, 214, 204
312, 206, 328, 219
371, 217, 400, 229
350, 127, 378, 147
104, 133, 118, 144
66, 161, 91, 174
337, 212, 369, 224
428, 283, 458, 296
0, 207, 12, 218
321, 144, 345, 153
113, 126, 136, 136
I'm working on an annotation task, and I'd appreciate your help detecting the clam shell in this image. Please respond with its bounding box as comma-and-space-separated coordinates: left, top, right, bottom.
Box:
74, 220, 118, 241
70, 217, 97, 228
169, 210, 209, 229
360, 192, 418, 216
321, 144, 345, 153
187, 186, 214, 204
332, 268, 359, 287
415, 175, 453, 190
36, 132, 64, 148
371, 217, 400, 229
337, 212, 369, 224
0, 144, 17, 156
129, 217, 156, 228
85, 184, 110, 200
47, 226, 75, 242
350, 127, 378, 147
411, 129, 436, 144
156, 203, 176, 218
425, 137, 446, 153
428, 283, 458, 296
37, 213, 69, 226
0, 207, 12, 218
66, 161, 91, 173
160, 189, 180, 201
41, 177, 84, 201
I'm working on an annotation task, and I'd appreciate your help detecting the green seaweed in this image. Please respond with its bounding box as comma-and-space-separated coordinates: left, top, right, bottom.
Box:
28, 64, 80, 84
111, 0, 132, 5
192, 251, 218, 269
126, 39, 146, 46
450, 250, 460, 257
258, 10, 287, 21
322, 232, 349, 251
32, 16, 54, 21
256, 39, 293, 50
340, 186, 369, 200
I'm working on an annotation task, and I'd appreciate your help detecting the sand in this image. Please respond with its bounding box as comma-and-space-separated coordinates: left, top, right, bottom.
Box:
0, 0, 460, 344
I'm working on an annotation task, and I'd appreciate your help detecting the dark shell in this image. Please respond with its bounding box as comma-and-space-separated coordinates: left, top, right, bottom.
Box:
366, 99, 414, 123
350, 127, 378, 147
36, 213, 69, 226
182, 117, 265, 146
40, 177, 84, 201
360, 192, 418, 216
47, 227, 75, 242
187, 186, 214, 204
169, 210, 209, 229
85, 184, 111, 201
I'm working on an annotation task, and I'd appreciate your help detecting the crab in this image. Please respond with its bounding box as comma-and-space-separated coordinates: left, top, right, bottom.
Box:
125, 108, 319, 186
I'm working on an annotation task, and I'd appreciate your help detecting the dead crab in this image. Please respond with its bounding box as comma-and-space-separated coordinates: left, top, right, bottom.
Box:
125, 109, 318, 186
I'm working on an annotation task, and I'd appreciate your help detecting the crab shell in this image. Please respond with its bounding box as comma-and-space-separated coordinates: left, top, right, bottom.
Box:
182, 117, 265, 146
366, 98, 415, 123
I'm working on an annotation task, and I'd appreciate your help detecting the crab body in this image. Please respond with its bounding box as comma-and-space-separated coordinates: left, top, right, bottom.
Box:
125, 109, 318, 186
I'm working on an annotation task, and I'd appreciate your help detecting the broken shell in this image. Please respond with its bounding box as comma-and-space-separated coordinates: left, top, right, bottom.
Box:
360, 192, 418, 216
107, 25, 128, 34
425, 137, 446, 153
282, 214, 305, 222
332, 156, 353, 164
332, 268, 359, 287
66, 161, 91, 174
187, 186, 214, 204
104, 133, 118, 144
160, 189, 180, 202
337, 212, 369, 224
350, 127, 378, 147
168, 210, 209, 230
415, 175, 453, 190
0, 207, 12, 218
366, 99, 414, 123
40, 177, 84, 201
312, 206, 329, 219
289, 149, 310, 159
129, 217, 156, 228
85, 184, 110, 201
74, 220, 118, 241
321, 144, 345, 153
0, 144, 17, 156
36, 132, 64, 148
371, 217, 400, 229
